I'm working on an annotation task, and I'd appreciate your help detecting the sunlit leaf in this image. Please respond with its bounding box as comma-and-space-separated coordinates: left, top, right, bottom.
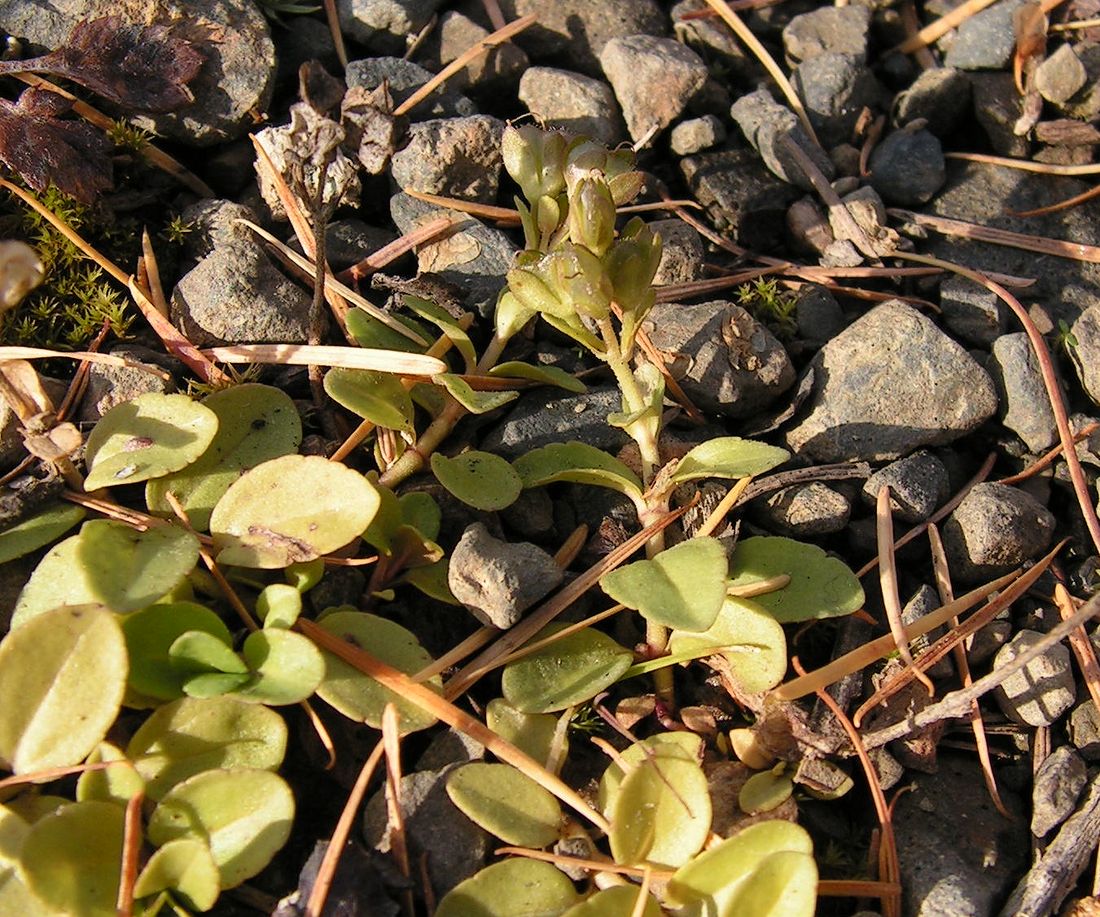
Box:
447, 763, 562, 847
433, 373, 519, 413
486, 698, 565, 767
739, 766, 794, 815
512, 442, 643, 500
0, 503, 84, 564
256, 583, 303, 629
727, 537, 863, 623
76, 742, 145, 808
147, 769, 294, 888
669, 437, 789, 485
19, 801, 123, 916
431, 451, 522, 511
0, 606, 126, 773
170, 630, 247, 677
435, 858, 581, 917
0, 805, 42, 916
133, 838, 220, 912
402, 559, 460, 604
489, 361, 586, 393
600, 537, 727, 631
84, 392, 218, 490
668, 596, 787, 694
127, 696, 288, 801
313, 610, 441, 734
231, 629, 325, 705
562, 885, 662, 916
346, 307, 430, 353
502, 626, 633, 714
404, 295, 477, 371
598, 733, 703, 814
146, 384, 302, 532
210, 455, 380, 568
324, 368, 414, 433
400, 491, 441, 541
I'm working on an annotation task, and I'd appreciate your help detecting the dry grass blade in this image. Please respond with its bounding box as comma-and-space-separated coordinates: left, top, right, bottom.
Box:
338, 214, 458, 284
202, 343, 446, 375
393, 14, 536, 118
946, 151, 1100, 175
128, 278, 229, 385
1055, 583, 1100, 712
14, 73, 213, 196
0, 346, 169, 377
1012, 182, 1100, 218
381, 703, 414, 916
404, 188, 522, 223
297, 618, 611, 832
304, 740, 385, 917
928, 523, 1011, 818
774, 570, 1021, 702
877, 485, 935, 695
495, 846, 671, 879
444, 504, 690, 698
702, 0, 820, 146
116, 790, 144, 917
139, 229, 169, 318
998, 421, 1100, 485
321, 0, 348, 68
863, 589, 1100, 750
818, 879, 904, 899
0, 761, 114, 791
891, 208, 1100, 263
894, 0, 999, 53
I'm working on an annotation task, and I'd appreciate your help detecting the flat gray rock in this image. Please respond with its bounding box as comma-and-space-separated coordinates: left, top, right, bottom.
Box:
862, 450, 950, 523
784, 300, 997, 462
731, 89, 835, 192
518, 67, 626, 147
991, 333, 1058, 453
391, 115, 505, 203
1031, 746, 1087, 837
480, 387, 632, 459
993, 629, 1075, 727
782, 5, 871, 64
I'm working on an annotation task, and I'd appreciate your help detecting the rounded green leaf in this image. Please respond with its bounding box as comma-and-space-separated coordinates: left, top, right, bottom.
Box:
146, 383, 302, 532
512, 442, 643, 500
431, 451, 522, 511
210, 455, 380, 568
256, 583, 303, 629
608, 752, 711, 868
78, 520, 200, 613
727, 537, 864, 623
183, 671, 251, 698
435, 858, 581, 917
600, 537, 727, 631
324, 368, 415, 433
723, 849, 818, 917
562, 886, 662, 917
127, 696, 288, 801
231, 629, 325, 705
84, 392, 219, 490
147, 768, 294, 888
0, 805, 42, 917
666, 820, 814, 914
669, 437, 789, 485
0, 605, 126, 773
486, 698, 566, 767
19, 800, 124, 917
598, 733, 703, 815
400, 491, 441, 542
133, 838, 220, 912
170, 630, 247, 676
446, 763, 562, 847
0, 503, 84, 564
11, 534, 90, 626
502, 627, 633, 714
76, 742, 145, 807
739, 767, 794, 815
123, 602, 234, 700
314, 611, 441, 734
490, 361, 586, 394
668, 596, 787, 694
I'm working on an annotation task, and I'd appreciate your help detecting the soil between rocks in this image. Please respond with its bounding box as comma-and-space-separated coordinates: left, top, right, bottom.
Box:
3, 1, 1100, 916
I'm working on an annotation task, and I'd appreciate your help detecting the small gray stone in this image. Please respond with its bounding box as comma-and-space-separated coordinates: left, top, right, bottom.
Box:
942, 483, 1056, 583
179, 199, 261, 265
945, 0, 1026, 70
670, 115, 727, 156
939, 275, 1008, 348
862, 451, 950, 524
390, 115, 505, 203
680, 146, 799, 248
419, 11, 528, 93
317, 219, 397, 273
642, 300, 795, 419
753, 482, 851, 536
785, 300, 998, 463
497, 0, 667, 77
970, 73, 1030, 157
600, 35, 709, 143
78, 347, 176, 423
992, 629, 1075, 727
1035, 43, 1089, 104
171, 241, 311, 346
1032, 746, 1087, 837
966, 613, 1013, 665
1071, 303, 1100, 408
991, 333, 1058, 453
673, 0, 759, 83
793, 53, 884, 149
337, 0, 443, 55
480, 387, 632, 459
892, 67, 971, 137
901, 584, 954, 679
782, 5, 871, 64
1064, 43, 1100, 121
868, 128, 946, 206
1070, 700, 1100, 761
651, 219, 705, 286
731, 89, 836, 192
345, 57, 475, 120
794, 285, 846, 347
894, 754, 1026, 917
518, 67, 626, 147
448, 523, 563, 629
363, 767, 489, 898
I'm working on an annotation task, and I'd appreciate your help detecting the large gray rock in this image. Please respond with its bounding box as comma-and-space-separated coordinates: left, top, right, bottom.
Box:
782, 5, 871, 64
785, 301, 997, 462
418, 11, 528, 93
642, 300, 795, 419
793, 53, 883, 148
944, 0, 1026, 70
481, 387, 631, 459
518, 67, 626, 147
862, 450, 950, 523
600, 35, 709, 143
390, 115, 505, 203
892, 67, 971, 138
1072, 303, 1100, 408
0, 0, 276, 145
337, 0, 444, 55
868, 128, 946, 205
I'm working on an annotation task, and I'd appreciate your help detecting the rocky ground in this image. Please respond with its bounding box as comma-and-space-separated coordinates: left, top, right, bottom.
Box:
4, 0, 1100, 915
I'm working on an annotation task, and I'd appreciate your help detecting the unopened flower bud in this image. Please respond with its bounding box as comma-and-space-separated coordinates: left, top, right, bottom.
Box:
606, 219, 662, 315
506, 261, 570, 319
568, 177, 616, 256
502, 125, 566, 203
546, 244, 612, 321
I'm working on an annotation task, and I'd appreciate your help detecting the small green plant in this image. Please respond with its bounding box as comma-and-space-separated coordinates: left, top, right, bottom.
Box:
105, 118, 155, 152
1055, 317, 1079, 354
737, 276, 798, 338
